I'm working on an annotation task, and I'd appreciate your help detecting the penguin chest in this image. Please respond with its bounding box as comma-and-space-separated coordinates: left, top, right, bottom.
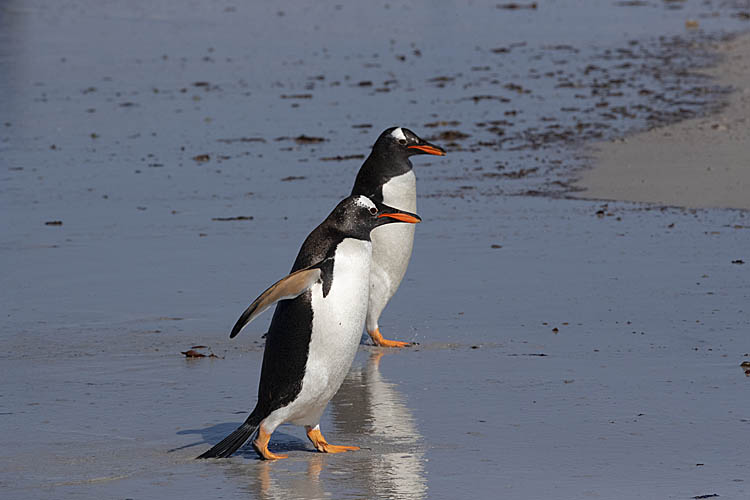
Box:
371, 170, 417, 295
380, 170, 417, 213
297, 239, 372, 416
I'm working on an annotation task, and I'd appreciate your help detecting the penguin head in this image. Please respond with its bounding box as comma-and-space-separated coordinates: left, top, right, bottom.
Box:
373, 127, 446, 159
331, 195, 421, 240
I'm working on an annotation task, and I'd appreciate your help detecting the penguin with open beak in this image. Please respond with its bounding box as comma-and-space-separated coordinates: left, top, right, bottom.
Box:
351, 127, 446, 347
198, 195, 421, 460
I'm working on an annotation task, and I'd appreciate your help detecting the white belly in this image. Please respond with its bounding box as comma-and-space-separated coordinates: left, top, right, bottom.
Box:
367, 171, 417, 330
278, 239, 372, 427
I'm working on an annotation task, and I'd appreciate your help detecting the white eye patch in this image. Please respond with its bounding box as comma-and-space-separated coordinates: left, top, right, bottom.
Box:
390, 127, 406, 141
354, 195, 377, 211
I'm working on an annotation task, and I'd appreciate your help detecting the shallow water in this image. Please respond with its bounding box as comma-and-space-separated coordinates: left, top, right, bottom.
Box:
2, 1, 750, 498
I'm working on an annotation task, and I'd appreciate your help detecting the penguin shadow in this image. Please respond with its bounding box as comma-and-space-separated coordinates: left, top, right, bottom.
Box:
172, 422, 309, 458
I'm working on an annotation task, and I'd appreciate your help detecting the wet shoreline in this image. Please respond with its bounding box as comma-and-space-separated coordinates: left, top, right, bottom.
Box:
574, 32, 750, 210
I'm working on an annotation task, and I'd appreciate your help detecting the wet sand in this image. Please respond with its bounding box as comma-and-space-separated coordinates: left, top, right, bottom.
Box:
2, 2, 750, 499
575, 34, 750, 210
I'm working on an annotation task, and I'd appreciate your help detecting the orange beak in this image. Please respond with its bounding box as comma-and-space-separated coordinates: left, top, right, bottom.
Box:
407, 144, 447, 156
377, 213, 421, 224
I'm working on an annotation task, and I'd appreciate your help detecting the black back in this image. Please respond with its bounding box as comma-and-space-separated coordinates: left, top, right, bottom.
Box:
255, 290, 314, 415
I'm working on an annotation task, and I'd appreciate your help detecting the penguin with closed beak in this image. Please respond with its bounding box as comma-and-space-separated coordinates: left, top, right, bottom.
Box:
198, 195, 421, 460
351, 127, 446, 347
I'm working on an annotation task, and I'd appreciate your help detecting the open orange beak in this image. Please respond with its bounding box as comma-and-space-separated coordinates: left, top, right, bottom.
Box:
407, 144, 447, 156
377, 213, 421, 224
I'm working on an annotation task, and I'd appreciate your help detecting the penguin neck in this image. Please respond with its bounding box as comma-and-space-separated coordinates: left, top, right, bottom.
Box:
351, 149, 414, 203
329, 223, 371, 244
366, 149, 413, 179
293, 224, 369, 272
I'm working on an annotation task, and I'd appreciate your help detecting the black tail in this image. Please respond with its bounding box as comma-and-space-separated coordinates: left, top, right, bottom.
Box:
197, 413, 261, 459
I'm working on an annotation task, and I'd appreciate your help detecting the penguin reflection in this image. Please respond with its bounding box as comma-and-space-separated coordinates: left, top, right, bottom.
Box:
330, 350, 428, 500
237, 456, 326, 500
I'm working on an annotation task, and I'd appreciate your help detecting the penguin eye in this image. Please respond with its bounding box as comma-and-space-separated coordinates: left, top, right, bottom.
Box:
398, 139, 407, 145
369, 207, 378, 215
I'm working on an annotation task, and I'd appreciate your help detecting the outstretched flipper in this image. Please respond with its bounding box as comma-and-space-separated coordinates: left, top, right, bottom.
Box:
230, 262, 327, 338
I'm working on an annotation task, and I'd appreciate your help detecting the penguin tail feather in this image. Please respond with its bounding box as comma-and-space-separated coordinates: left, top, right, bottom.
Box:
197, 413, 261, 459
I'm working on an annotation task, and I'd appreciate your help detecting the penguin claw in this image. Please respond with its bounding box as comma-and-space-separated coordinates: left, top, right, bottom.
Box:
368, 328, 412, 348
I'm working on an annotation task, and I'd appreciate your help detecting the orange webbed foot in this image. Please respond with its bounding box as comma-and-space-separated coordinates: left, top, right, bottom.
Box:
253, 427, 289, 461
368, 328, 412, 348
306, 427, 359, 454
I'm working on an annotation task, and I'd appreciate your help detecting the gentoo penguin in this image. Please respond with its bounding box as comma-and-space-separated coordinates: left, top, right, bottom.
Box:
197, 195, 421, 460
351, 127, 446, 347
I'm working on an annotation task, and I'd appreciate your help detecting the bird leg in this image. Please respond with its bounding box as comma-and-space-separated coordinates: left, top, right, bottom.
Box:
305, 426, 359, 454
252, 425, 288, 460
368, 328, 411, 348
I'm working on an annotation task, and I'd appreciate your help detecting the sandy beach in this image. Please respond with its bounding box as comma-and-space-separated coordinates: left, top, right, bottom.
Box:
574, 34, 750, 211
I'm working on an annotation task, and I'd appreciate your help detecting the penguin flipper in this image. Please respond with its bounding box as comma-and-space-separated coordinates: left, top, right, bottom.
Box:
230, 265, 323, 338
